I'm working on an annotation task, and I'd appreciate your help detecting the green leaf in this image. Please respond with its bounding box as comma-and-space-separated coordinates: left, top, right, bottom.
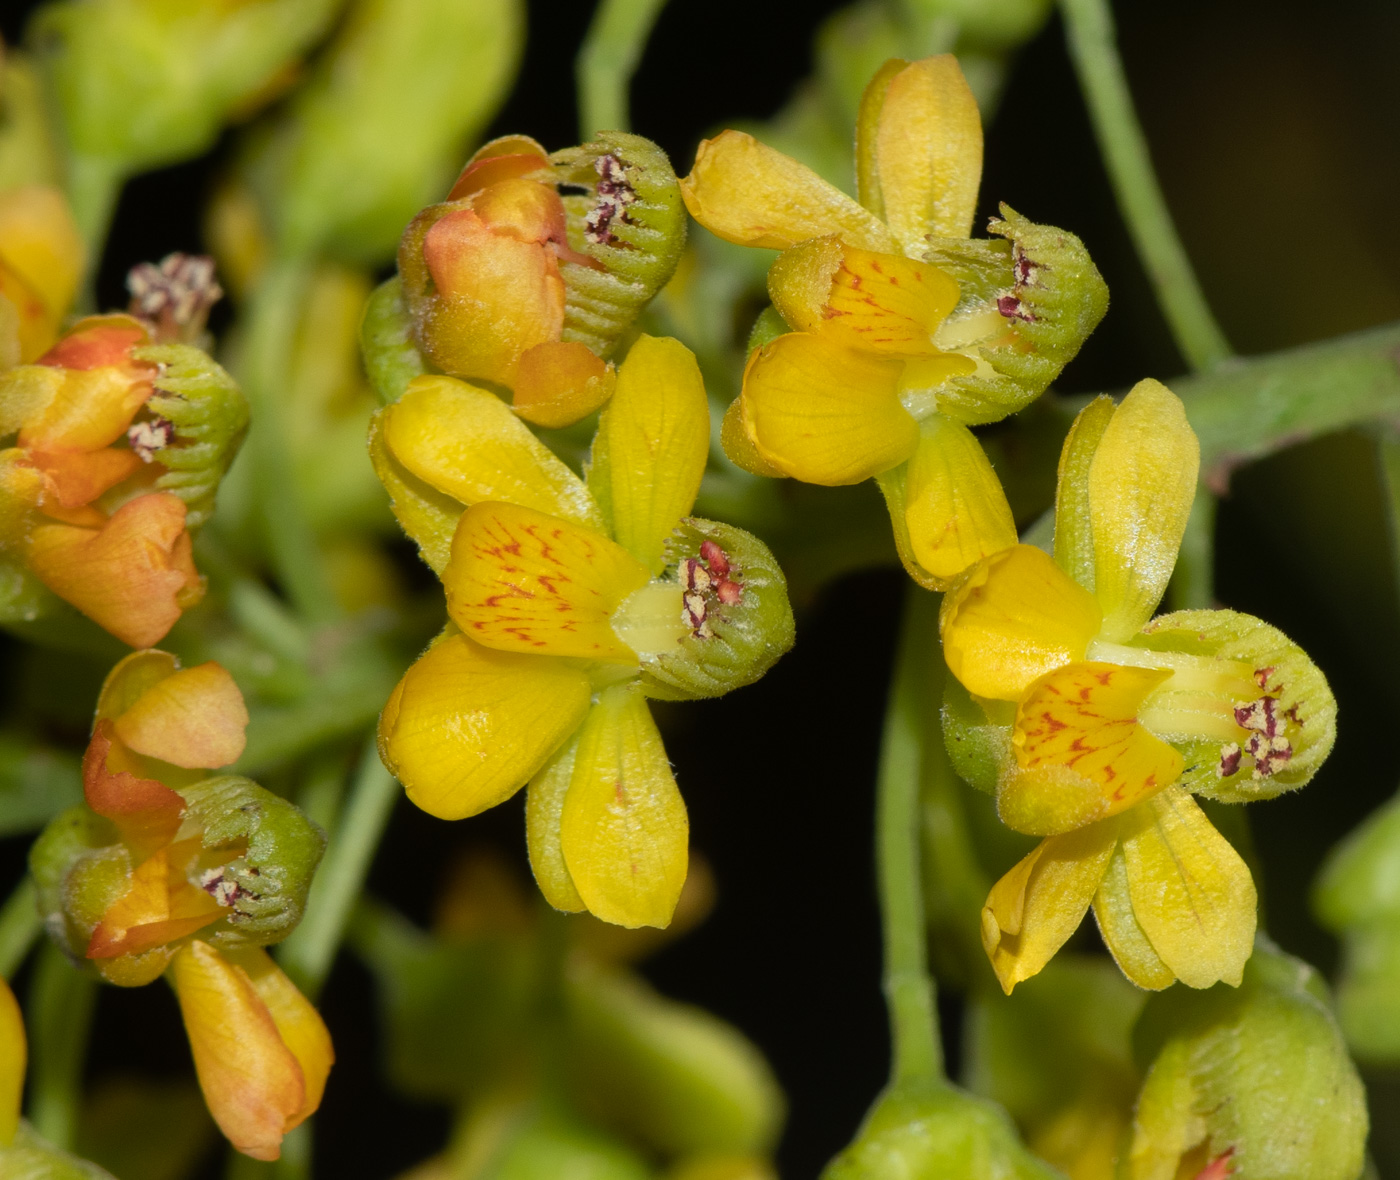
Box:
0, 735, 80, 839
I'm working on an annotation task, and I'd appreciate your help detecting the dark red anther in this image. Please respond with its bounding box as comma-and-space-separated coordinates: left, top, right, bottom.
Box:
997, 294, 1035, 322
716, 579, 742, 605
700, 539, 730, 578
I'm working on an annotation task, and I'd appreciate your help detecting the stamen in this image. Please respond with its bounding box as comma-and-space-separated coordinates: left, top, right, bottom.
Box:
128, 417, 174, 461
127, 252, 223, 343
677, 539, 741, 639
584, 154, 638, 246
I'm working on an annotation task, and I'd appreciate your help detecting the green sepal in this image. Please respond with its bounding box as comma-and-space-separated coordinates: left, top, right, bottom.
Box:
360, 276, 428, 406
553, 132, 687, 357
1131, 608, 1336, 803
29, 804, 124, 962
745, 306, 789, 354
924, 205, 1108, 427
1127, 941, 1367, 1180
177, 775, 326, 948
821, 1079, 1062, 1180
132, 344, 249, 530
941, 675, 1012, 797
629, 520, 794, 702
0, 1123, 117, 1179
563, 963, 785, 1159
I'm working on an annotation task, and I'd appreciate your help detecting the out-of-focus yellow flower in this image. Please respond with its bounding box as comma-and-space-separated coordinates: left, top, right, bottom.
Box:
0, 975, 22, 1148
373, 335, 793, 929
0, 184, 84, 366
170, 939, 332, 1162
940, 381, 1335, 993
681, 55, 1107, 589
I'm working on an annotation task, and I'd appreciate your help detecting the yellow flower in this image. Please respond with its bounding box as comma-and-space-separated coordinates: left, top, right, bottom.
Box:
373, 335, 794, 930
680, 55, 1107, 589
0, 976, 21, 1149
940, 380, 1335, 993
0, 185, 83, 366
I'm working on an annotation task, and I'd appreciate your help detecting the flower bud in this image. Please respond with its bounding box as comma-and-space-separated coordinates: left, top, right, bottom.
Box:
450, 1100, 653, 1180
821, 1079, 1063, 1180
1125, 942, 1367, 1180
0, 185, 83, 365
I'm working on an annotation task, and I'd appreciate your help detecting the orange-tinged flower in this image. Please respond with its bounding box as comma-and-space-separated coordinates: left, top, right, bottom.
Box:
0, 185, 84, 365
171, 939, 332, 1162
941, 381, 1335, 993
0, 315, 208, 644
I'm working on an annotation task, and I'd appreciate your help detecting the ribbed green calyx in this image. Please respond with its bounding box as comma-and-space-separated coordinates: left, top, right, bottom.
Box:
133, 344, 249, 529
552, 132, 687, 357
360, 276, 429, 406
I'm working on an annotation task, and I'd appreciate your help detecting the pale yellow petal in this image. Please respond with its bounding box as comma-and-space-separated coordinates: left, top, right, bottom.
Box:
939, 544, 1103, 700
378, 631, 591, 821
903, 416, 1017, 585
1092, 841, 1176, 990
981, 824, 1117, 994
112, 662, 248, 770
1119, 788, 1256, 989
525, 731, 586, 913
560, 684, 688, 929
1053, 394, 1115, 594
1089, 380, 1200, 641
855, 58, 909, 218
741, 333, 916, 485
380, 374, 603, 531
444, 501, 649, 664
588, 335, 709, 573
875, 56, 983, 249
680, 130, 896, 252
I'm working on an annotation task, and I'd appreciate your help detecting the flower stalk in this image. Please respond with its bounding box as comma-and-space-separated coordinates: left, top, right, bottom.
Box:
0, 879, 39, 980
577, 0, 671, 138
25, 941, 97, 1151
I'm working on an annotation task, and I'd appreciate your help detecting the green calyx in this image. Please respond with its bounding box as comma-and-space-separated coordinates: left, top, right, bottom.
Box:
1126, 941, 1367, 1180
360, 276, 429, 406
924, 205, 1109, 427
552, 132, 688, 357
616, 519, 795, 702
131, 344, 250, 530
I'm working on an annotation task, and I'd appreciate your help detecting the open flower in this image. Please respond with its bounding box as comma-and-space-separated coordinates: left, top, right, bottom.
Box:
29, 649, 330, 1159
0, 313, 247, 645
0, 184, 84, 365
371, 335, 794, 929
397, 132, 686, 425
681, 54, 1107, 589
939, 380, 1335, 993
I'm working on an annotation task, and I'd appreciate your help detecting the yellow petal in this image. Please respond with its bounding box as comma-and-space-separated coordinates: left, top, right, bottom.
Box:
380, 375, 603, 531
1003, 661, 1182, 835
1119, 788, 1256, 989
0, 977, 24, 1147
112, 662, 248, 770
378, 630, 591, 821
170, 940, 305, 1162
1053, 394, 1115, 594
720, 395, 786, 478
588, 335, 709, 573
525, 732, 587, 913
560, 683, 688, 929
855, 58, 910, 218
939, 544, 1102, 701
875, 56, 983, 249
444, 501, 649, 663
230, 948, 334, 1130
1088, 380, 1200, 641
680, 130, 896, 252
740, 333, 916, 485
367, 413, 462, 574
981, 823, 1117, 994
511, 341, 614, 429
1092, 841, 1176, 990
767, 238, 962, 356
902, 416, 1017, 585
0, 186, 83, 361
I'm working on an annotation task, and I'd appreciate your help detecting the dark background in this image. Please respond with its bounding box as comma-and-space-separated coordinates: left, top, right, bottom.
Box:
5, 0, 1400, 1175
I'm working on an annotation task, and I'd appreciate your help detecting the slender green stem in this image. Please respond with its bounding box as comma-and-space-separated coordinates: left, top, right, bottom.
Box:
65, 153, 124, 309
1376, 434, 1400, 608
1059, 0, 1231, 371
1167, 490, 1216, 611
877, 587, 942, 1085
25, 942, 96, 1150
238, 259, 339, 624
0, 880, 39, 980
278, 739, 398, 1000
577, 0, 670, 137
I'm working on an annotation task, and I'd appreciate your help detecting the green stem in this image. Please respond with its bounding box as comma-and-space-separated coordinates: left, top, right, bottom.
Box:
877, 586, 943, 1085
278, 739, 398, 1000
1167, 489, 1216, 611
65, 153, 124, 308
25, 942, 96, 1150
1377, 433, 1400, 611
576, 0, 670, 137
0, 880, 39, 979
1059, 0, 1231, 371
238, 259, 339, 624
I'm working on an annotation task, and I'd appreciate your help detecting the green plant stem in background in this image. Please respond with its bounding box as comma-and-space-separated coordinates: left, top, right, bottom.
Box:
279, 739, 398, 1000
877, 587, 944, 1086
576, 0, 670, 138
65, 153, 124, 302
1375, 433, 1400, 597
26, 941, 97, 1150
0, 879, 39, 979
1059, 0, 1231, 372
1167, 490, 1216, 611
238, 260, 339, 625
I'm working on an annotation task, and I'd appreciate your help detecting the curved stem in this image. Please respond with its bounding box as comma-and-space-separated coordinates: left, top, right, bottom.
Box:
576, 0, 670, 138
0, 880, 39, 980
877, 586, 943, 1086
25, 941, 96, 1150
1059, 0, 1232, 372
278, 738, 398, 1000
